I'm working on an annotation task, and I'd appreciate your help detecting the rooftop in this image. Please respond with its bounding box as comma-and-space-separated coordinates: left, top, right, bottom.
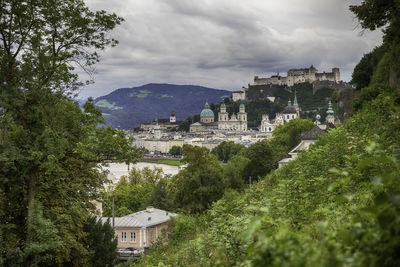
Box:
100, 207, 177, 228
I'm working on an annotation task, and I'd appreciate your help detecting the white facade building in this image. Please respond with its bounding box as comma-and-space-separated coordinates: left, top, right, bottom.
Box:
259, 92, 300, 134
218, 103, 248, 131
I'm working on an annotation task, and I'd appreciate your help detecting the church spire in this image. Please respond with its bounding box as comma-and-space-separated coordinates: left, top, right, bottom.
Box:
293, 90, 298, 107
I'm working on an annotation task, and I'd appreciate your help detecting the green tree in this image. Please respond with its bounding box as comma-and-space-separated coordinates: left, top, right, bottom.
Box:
148, 178, 174, 211
211, 141, 245, 162
103, 167, 165, 217
0, 0, 137, 265
223, 155, 251, 191
169, 145, 182, 156
242, 140, 275, 180
350, 0, 400, 90
178, 116, 193, 132
351, 45, 387, 90
84, 217, 118, 267
270, 118, 314, 156
171, 145, 224, 213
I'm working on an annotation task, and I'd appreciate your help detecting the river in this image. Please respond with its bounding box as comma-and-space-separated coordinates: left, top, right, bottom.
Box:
102, 162, 180, 184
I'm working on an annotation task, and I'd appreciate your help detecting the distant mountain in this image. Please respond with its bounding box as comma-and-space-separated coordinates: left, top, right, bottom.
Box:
93, 83, 231, 129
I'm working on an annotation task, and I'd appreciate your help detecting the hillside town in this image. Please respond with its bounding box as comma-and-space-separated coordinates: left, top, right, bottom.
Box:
3, 1, 398, 266
130, 66, 341, 156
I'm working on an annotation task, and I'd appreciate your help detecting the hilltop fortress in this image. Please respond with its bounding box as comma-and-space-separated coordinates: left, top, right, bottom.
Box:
254, 65, 340, 87
233, 65, 352, 102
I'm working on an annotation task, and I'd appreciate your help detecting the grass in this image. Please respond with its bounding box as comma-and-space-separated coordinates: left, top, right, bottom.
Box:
156, 160, 185, 166
129, 89, 152, 98
95, 100, 123, 110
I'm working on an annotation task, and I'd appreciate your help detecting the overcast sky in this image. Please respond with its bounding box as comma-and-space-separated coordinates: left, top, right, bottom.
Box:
79, 0, 383, 99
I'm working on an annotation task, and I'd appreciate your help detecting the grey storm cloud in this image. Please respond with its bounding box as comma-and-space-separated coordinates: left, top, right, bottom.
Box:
79, 0, 383, 99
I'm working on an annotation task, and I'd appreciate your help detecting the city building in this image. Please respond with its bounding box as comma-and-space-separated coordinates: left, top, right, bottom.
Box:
140, 111, 180, 132
100, 207, 177, 251
218, 103, 248, 131
259, 91, 300, 135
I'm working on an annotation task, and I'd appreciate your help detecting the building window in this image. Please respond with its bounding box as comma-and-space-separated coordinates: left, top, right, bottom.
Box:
130, 232, 136, 243
121, 232, 127, 243
292, 115, 295, 119
150, 230, 154, 242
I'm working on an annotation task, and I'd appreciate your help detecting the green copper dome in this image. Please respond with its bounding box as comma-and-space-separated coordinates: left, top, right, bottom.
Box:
326, 101, 334, 115
239, 103, 245, 109
200, 102, 214, 117
220, 103, 226, 108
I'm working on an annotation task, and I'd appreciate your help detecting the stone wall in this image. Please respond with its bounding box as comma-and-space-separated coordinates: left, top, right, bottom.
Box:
247, 84, 287, 101
312, 80, 353, 94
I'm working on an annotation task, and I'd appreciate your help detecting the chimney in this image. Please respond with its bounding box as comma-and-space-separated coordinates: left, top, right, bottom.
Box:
146, 206, 154, 213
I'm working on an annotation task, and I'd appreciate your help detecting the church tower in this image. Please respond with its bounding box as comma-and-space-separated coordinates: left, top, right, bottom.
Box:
154, 118, 161, 139
218, 103, 228, 122
238, 103, 248, 131
170, 111, 176, 123
293, 90, 300, 117
326, 101, 335, 124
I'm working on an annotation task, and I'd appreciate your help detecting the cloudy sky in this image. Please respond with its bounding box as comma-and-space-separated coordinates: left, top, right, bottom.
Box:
79, 0, 383, 99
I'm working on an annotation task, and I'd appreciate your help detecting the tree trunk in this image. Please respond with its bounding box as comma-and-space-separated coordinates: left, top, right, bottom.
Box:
26, 171, 36, 242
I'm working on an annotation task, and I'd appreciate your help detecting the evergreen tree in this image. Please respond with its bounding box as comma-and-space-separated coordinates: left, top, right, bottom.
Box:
84, 217, 118, 267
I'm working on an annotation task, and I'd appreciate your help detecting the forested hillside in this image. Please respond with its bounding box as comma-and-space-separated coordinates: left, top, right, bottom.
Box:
133, 94, 400, 266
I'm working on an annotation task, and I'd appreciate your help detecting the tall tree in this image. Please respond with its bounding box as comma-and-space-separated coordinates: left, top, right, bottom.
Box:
0, 1, 139, 265
84, 217, 118, 267
171, 145, 224, 213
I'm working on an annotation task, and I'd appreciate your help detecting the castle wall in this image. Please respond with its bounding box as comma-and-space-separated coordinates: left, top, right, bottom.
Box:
246, 84, 283, 101
312, 80, 353, 94
253, 66, 341, 88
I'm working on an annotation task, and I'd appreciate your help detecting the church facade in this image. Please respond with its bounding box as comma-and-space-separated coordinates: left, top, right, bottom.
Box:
259, 92, 300, 135
218, 103, 248, 131
190, 102, 248, 133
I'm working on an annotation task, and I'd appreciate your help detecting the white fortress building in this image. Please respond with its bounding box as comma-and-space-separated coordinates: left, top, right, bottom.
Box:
254, 65, 340, 87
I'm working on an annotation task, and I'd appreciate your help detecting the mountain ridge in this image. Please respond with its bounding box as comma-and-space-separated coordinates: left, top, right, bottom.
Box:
93, 83, 232, 129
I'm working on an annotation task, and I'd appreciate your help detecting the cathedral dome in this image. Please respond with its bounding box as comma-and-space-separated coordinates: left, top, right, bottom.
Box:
282, 106, 297, 114
200, 102, 214, 117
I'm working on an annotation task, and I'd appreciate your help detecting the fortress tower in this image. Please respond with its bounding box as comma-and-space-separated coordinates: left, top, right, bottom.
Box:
332, 68, 340, 83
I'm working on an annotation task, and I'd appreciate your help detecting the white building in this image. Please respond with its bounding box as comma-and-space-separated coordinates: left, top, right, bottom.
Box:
259, 92, 300, 134
232, 87, 247, 102
218, 103, 248, 131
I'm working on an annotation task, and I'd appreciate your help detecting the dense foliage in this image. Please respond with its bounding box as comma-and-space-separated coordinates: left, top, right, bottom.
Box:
133, 90, 400, 267
169, 145, 182, 156
0, 1, 139, 265
84, 217, 118, 266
